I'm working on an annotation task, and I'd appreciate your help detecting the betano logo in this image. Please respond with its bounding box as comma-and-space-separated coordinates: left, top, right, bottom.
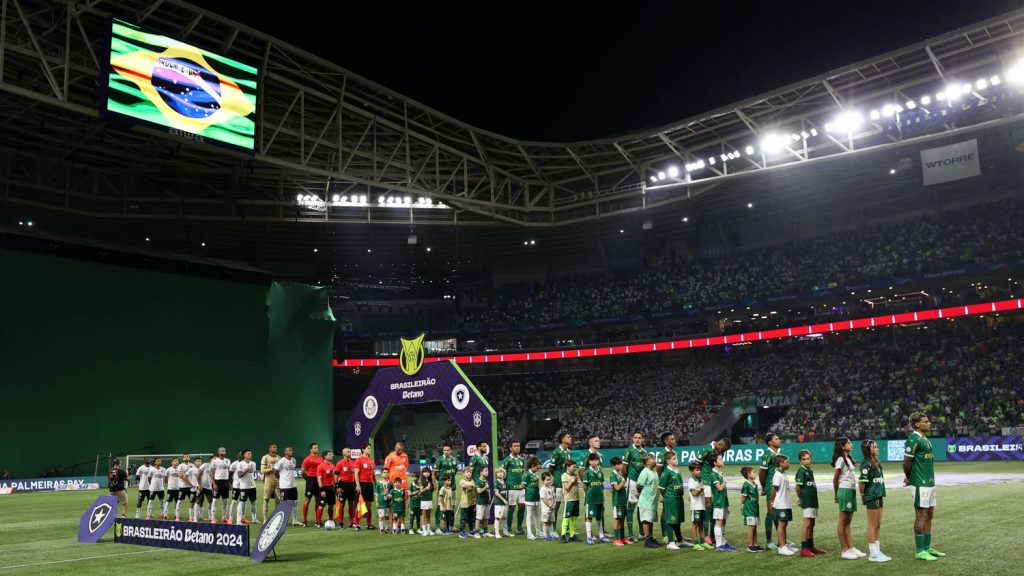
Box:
399, 334, 425, 376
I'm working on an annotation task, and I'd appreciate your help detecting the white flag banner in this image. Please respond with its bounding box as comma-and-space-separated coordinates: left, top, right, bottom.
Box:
920, 139, 980, 186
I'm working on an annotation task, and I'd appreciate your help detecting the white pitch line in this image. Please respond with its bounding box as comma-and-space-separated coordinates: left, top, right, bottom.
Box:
0, 548, 170, 570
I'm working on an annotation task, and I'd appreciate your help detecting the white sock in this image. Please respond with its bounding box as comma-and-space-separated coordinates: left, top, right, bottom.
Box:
135, 507, 140, 519
146, 500, 152, 516
525, 508, 533, 536
715, 525, 724, 548
161, 500, 168, 516
586, 520, 593, 539
597, 518, 604, 535
869, 541, 879, 556
174, 499, 181, 517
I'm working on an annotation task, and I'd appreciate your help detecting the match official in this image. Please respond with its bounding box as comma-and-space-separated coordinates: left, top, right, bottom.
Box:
108, 459, 128, 517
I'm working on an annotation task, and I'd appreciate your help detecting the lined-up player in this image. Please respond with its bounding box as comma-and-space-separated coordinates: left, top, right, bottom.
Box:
274, 446, 303, 526
133, 458, 153, 519
236, 450, 257, 525
210, 447, 232, 523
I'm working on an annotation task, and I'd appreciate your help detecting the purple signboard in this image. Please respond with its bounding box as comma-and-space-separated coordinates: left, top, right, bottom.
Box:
77, 495, 119, 543
947, 435, 1024, 461
347, 359, 497, 472
250, 500, 295, 562
114, 518, 249, 555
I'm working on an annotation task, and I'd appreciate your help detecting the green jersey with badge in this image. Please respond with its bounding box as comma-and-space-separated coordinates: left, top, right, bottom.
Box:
740, 480, 760, 517
389, 484, 406, 511
375, 480, 390, 507
494, 478, 509, 505
583, 467, 604, 505
655, 448, 678, 469
610, 470, 626, 507
409, 484, 421, 507
470, 453, 489, 482
794, 465, 818, 508
434, 455, 459, 482
904, 431, 935, 487
658, 467, 684, 501
623, 444, 648, 481
710, 469, 729, 508
859, 462, 886, 501
475, 477, 490, 505
696, 444, 718, 486
500, 455, 525, 488
759, 447, 779, 497
524, 470, 540, 502
550, 446, 571, 483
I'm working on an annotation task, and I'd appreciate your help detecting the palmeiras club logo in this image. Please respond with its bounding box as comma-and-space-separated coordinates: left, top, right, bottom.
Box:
257, 510, 285, 552
399, 333, 426, 376
89, 503, 112, 533
451, 383, 470, 410
363, 396, 378, 419
473, 411, 482, 428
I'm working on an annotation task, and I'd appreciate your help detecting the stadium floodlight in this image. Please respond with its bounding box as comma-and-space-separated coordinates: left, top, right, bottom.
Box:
882, 104, 894, 117
920, 95, 932, 106
682, 217, 689, 222
708, 156, 716, 165
906, 100, 916, 109
990, 75, 1001, 86
761, 133, 785, 153
523, 241, 528, 246
870, 109, 880, 120
657, 171, 666, 180
378, 196, 385, 204
745, 145, 755, 155
936, 91, 946, 101
810, 128, 818, 136
800, 131, 809, 139
961, 83, 973, 95
894, 104, 904, 113
313, 248, 318, 253
833, 111, 864, 133
889, 168, 896, 175
824, 122, 834, 132
696, 159, 705, 168
650, 175, 658, 183
332, 194, 340, 202
359, 195, 367, 203
747, 202, 753, 208
295, 194, 302, 201
720, 154, 729, 162
945, 85, 961, 100
790, 133, 800, 142
975, 78, 988, 90
530, 240, 536, 245
403, 196, 412, 204
667, 166, 679, 178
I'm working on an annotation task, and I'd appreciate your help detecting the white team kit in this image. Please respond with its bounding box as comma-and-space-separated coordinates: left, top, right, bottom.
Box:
136, 464, 152, 492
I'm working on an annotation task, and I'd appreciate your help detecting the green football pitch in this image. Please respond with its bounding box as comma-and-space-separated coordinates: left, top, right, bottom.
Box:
1, 462, 1021, 575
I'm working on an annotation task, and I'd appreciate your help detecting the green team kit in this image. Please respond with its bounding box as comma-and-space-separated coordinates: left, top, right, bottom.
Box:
658, 466, 685, 524
583, 466, 605, 518
860, 462, 886, 507
740, 480, 759, 519
795, 465, 819, 509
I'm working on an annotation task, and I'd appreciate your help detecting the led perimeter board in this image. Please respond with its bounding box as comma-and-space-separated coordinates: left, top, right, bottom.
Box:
101, 18, 258, 153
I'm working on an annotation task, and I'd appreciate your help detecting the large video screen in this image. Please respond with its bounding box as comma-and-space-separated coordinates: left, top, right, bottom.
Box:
103, 18, 258, 153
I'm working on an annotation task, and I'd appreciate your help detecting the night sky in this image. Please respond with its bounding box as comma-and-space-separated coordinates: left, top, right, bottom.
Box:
200, 1, 1018, 141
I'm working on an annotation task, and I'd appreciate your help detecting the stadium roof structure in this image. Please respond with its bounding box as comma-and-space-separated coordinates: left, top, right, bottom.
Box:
3, 0, 1024, 232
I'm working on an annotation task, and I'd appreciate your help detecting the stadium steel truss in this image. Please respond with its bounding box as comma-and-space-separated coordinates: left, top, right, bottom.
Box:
3, 0, 1024, 228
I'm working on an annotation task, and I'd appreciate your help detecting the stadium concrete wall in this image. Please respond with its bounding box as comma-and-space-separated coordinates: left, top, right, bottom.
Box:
0, 249, 334, 478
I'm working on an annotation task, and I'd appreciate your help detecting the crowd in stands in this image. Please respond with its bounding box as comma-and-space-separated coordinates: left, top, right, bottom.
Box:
470, 317, 1024, 449
458, 198, 1024, 329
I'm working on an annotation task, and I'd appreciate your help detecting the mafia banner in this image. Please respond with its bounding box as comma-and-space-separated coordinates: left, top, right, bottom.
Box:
920, 138, 980, 185
250, 500, 295, 563
78, 495, 119, 543
946, 435, 1024, 461
114, 518, 249, 556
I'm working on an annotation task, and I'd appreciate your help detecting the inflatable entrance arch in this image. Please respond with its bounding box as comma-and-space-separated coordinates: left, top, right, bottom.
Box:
346, 359, 497, 470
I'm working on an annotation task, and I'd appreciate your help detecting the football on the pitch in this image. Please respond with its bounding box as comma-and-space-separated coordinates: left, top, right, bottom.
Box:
323, 520, 336, 530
